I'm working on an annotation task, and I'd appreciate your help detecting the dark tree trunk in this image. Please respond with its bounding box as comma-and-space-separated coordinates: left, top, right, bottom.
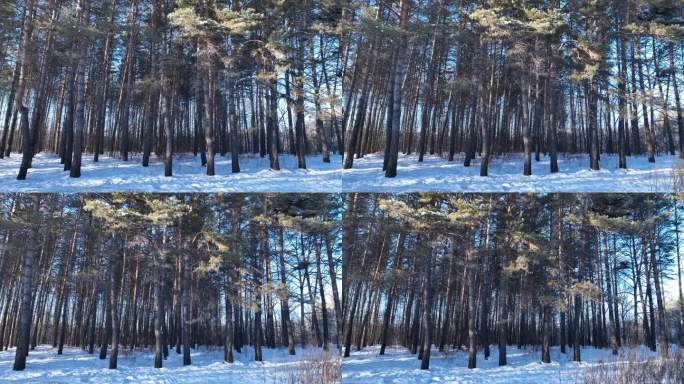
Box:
70, 37, 88, 178
420, 242, 435, 370
467, 248, 478, 369
12, 197, 40, 371
182, 235, 192, 365
16, 108, 31, 180
277, 228, 295, 355
109, 249, 120, 369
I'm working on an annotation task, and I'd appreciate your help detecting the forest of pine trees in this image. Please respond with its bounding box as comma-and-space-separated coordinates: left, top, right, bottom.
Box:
0, 193, 342, 372
341, 193, 683, 370
0, 0, 342, 180
341, 1, 684, 177
6, 0, 684, 382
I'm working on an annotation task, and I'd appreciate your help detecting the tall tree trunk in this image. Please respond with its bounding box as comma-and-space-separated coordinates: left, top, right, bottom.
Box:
154, 237, 165, 368
14, 0, 36, 178
670, 44, 684, 159
294, 24, 308, 169
204, 77, 215, 175
28, 0, 60, 162
182, 232, 192, 365
254, 224, 264, 361
277, 227, 295, 355
522, 77, 532, 176
617, 24, 628, 168
15, 108, 31, 180
636, 37, 655, 163
228, 76, 240, 173
315, 239, 330, 351
649, 229, 668, 358
309, 40, 330, 164
601, 232, 618, 355
70, 8, 89, 178
385, 0, 410, 177
117, 2, 138, 161
541, 304, 551, 363
497, 265, 509, 366
420, 241, 435, 370
467, 247, 478, 369
587, 80, 600, 171
12, 197, 41, 371
267, 78, 281, 170
163, 69, 173, 177
109, 245, 121, 369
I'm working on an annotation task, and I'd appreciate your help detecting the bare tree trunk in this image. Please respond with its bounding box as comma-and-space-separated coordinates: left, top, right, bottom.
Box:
224, 275, 233, 363
228, 78, 240, 173
294, 28, 308, 169
162, 68, 173, 177
277, 227, 295, 355
154, 234, 165, 368
70, 8, 89, 178
670, 44, 684, 159
12, 197, 41, 371
541, 304, 551, 363
649, 230, 668, 358
203, 61, 215, 176
467, 247, 478, 369
267, 79, 281, 170
420, 241, 435, 370
182, 233, 191, 365
254, 224, 265, 361
636, 37, 655, 163
316, 239, 330, 350
498, 267, 509, 366
15, 108, 30, 180
385, 0, 409, 177
14, 0, 36, 177
109, 246, 120, 369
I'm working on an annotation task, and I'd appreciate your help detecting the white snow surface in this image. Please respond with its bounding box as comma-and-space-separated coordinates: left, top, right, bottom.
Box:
342, 153, 680, 192
0, 151, 679, 193
0, 153, 341, 192
0, 344, 339, 383
342, 344, 673, 383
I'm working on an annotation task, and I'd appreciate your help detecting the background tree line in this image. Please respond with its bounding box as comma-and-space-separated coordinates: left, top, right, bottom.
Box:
341, 193, 683, 370
0, 193, 342, 372
0, 0, 343, 180
341, 0, 684, 177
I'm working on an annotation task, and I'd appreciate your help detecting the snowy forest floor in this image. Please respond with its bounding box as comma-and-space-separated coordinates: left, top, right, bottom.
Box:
0, 152, 677, 193
0, 345, 340, 383
0, 153, 341, 192
342, 153, 681, 192
342, 344, 680, 383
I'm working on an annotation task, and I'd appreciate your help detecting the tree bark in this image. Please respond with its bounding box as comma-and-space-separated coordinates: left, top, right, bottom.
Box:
12, 197, 41, 371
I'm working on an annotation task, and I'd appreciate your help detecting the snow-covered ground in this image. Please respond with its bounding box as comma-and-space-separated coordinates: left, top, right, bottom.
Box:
0, 153, 341, 192
342, 344, 673, 383
0, 345, 339, 383
0, 151, 677, 192
342, 153, 680, 192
